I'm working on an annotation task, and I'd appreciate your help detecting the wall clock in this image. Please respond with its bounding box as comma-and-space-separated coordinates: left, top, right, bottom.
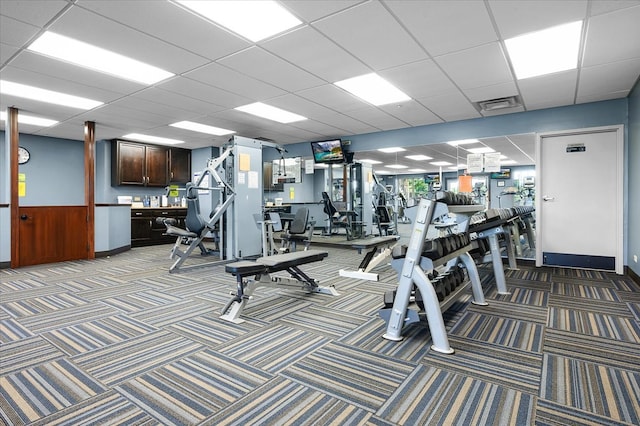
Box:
18, 146, 31, 164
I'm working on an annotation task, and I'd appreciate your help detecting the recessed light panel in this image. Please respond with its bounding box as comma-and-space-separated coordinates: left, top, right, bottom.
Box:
334, 73, 411, 106
430, 161, 453, 166
0, 80, 103, 110
0, 111, 58, 127
466, 147, 495, 154
170, 120, 235, 136
235, 102, 307, 123
123, 133, 184, 145
405, 154, 432, 161
447, 139, 479, 146
177, 0, 301, 42
359, 159, 383, 164
28, 32, 174, 85
385, 164, 409, 169
505, 21, 583, 80
378, 147, 406, 153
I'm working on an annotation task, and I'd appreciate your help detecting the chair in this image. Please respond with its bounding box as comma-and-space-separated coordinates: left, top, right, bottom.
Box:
321, 192, 352, 239
279, 207, 314, 252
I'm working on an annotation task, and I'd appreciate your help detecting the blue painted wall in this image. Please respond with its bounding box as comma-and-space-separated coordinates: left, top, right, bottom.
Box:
628, 80, 640, 276
1, 96, 637, 270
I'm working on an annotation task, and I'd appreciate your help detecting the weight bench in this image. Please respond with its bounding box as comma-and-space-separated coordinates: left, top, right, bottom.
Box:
339, 235, 400, 281
221, 249, 338, 323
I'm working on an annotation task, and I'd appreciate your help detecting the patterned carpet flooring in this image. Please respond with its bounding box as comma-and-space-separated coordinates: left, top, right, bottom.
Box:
1, 244, 639, 425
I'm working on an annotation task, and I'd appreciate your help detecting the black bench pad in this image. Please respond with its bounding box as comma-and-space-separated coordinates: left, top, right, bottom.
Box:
226, 250, 328, 276
351, 235, 399, 250
256, 249, 327, 271
225, 261, 267, 276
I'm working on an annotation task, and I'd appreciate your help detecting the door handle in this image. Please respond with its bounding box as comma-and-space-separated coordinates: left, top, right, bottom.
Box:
542, 196, 555, 202
20, 214, 29, 220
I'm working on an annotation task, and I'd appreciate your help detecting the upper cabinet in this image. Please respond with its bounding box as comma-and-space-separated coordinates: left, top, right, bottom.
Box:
112, 140, 190, 187
169, 147, 192, 184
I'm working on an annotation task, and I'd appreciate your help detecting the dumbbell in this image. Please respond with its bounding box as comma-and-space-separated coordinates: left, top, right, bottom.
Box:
383, 290, 395, 308
423, 239, 444, 259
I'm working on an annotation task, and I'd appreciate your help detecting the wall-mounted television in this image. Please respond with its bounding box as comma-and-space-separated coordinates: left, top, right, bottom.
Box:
490, 168, 511, 179
310, 139, 345, 164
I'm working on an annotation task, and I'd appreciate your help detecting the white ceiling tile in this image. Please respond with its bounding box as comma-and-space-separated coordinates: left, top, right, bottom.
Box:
342, 105, 408, 131
133, 87, 225, 115
297, 84, 368, 112
184, 63, 286, 101
463, 81, 519, 103
417, 90, 482, 122
313, 1, 426, 70
384, 0, 497, 56
159, 77, 251, 110
219, 46, 324, 92
582, 5, 640, 67
518, 70, 578, 110
287, 119, 347, 138
488, 0, 587, 39
261, 26, 368, 82
280, 0, 366, 23
435, 42, 513, 90
0, 43, 20, 65
378, 59, 457, 99
77, 0, 250, 61
312, 111, 378, 135
0, 0, 69, 27
576, 89, 630, 104
379, 101, 443, 127
578, 58, 640, 98
47, 6, 208, 74
590, 0, 640, 16
0, 15, 40, 49
265, 94, 341, 119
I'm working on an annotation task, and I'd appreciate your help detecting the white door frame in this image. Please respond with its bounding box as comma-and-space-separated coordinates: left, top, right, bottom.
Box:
535, 125, 624, 274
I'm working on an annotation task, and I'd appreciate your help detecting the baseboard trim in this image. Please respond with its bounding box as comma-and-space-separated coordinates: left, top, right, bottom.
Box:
96, 245, 131, 258
627, 266, 640, 285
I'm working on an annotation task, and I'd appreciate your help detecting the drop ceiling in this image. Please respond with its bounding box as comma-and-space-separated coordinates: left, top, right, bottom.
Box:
1, 0, 639, 167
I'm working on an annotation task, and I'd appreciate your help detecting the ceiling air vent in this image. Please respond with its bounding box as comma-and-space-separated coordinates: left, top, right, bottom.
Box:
475, 96, 521, 112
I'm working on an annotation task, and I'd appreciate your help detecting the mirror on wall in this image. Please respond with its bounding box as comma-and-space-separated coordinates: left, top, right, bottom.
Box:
354, 133, 536, 259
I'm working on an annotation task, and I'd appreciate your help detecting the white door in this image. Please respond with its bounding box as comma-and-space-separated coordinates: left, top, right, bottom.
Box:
536, 126, 623, 274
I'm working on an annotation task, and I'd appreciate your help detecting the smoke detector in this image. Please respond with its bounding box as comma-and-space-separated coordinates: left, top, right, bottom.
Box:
475, 96, 521, 112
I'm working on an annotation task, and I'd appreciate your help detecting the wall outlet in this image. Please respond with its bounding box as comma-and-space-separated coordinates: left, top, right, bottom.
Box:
634, 254, 638, 263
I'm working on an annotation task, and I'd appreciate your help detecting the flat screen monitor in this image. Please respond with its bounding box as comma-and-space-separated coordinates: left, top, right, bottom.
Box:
310, 139, 345, 164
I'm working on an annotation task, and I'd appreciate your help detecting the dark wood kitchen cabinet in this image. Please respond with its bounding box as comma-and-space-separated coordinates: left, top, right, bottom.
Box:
112, 140, 169, 186
169, 147, 192, 184
131, 208, 187, 247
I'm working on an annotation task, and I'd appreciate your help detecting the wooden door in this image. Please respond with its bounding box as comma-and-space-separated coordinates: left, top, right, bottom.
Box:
18, 206, 89, 266
536, 126, 623, 273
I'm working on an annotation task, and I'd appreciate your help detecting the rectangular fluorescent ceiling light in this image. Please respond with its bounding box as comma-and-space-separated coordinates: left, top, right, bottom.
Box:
177, 1, 301, 42
409, 168, 426, 173
505, 21, 582, 80
0, 111, 58, 127
385, 164, 408, 169
447, 139, 479, 146
28, 32, 174, 85
430, 161, 453, 166
0, 80, 103, 110
123, 133, 184, 145
378, 147, 406, 153
334, 73, 411, 106
467, 147, 495, 154
405, 154, 432, 161
359, 158, 383, 164
235, 102, 307, 123
501, 160, 517, 165
170, 120, 235, 136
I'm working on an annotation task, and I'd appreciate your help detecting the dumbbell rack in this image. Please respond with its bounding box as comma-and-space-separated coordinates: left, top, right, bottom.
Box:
380, 198, 488, 354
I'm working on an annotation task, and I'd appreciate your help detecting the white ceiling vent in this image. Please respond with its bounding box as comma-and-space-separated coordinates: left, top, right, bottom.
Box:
475, 96, 522, 112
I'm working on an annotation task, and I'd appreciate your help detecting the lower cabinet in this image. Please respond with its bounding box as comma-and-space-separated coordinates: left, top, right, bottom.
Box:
131, 208, 187, 247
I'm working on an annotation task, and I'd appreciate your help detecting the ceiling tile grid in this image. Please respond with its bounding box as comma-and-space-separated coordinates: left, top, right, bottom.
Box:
0, 0, 637, 157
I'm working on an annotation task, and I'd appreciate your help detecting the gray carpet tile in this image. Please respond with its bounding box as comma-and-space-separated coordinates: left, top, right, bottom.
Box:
1, 243, 639, 425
